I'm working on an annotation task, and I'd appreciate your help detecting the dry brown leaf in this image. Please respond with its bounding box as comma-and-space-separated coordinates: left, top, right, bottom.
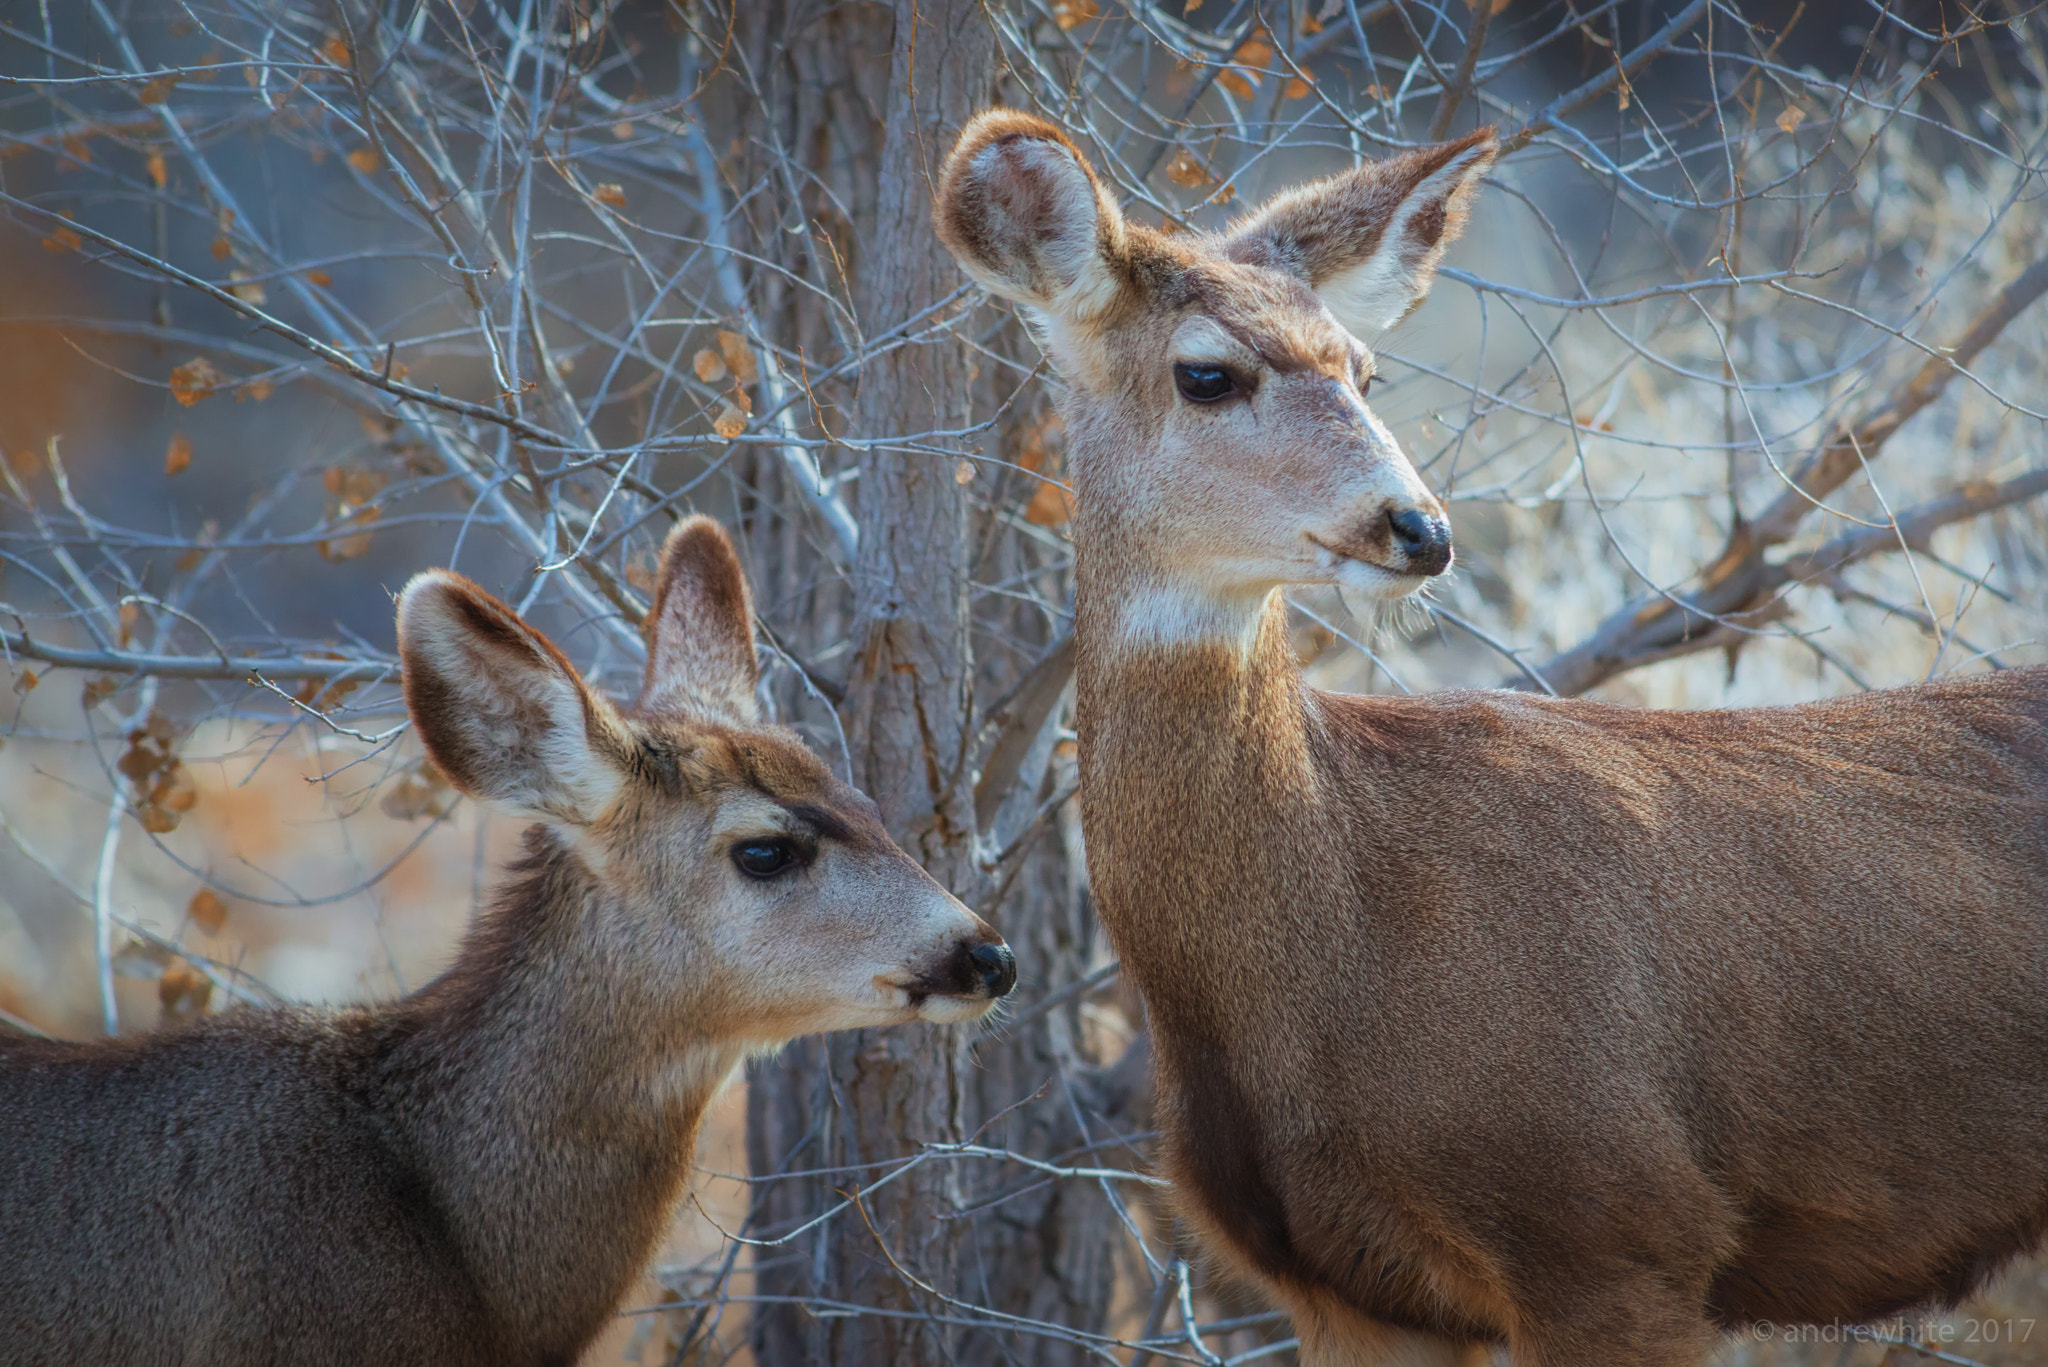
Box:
60, 135, 91, 165
318, 507, 379, 561
1051, 0, 1099, 30
1184, 0, 1202, 11
145, 151, 168, 189
11, 670, 35, 695
612, 121, 635, 140
117, 601, 139, 647
209, 236, 231, 261
137, 74, 181, 104
159, 962, 212, 1020
187, 888, 228, 934
40, 226, 81, 253
321, 33, 351, 66
305, 268, 332, 287
380, 762, 456, 821
1285, 76, 1313, 99
592, 182, 627, 209
228, 270, 265, 305
151, 762, 198, 814
169, 357, 224, 406
716, 329, 758, 383
713, 401, 748, 441
1165, 148, 1211, 189
237, 377, 274, 403
137, 805, 179, 834
164, 433, 193, 477
346, 147, 380, 175
8, 448, 40, 481
1017, 414, 1076, 527
693, 348, 729, 384
82, 677, 120, 710
1218, 69, 1255, 99
955, 460, 976, 485
1776, 105, 1804, 134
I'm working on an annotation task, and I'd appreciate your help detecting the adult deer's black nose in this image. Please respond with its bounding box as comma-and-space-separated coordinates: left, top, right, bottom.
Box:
1387, 508, 1453, 577
968, 943, 1017, 998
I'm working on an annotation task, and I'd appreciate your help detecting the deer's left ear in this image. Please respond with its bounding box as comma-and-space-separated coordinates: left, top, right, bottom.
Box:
636, 515, 760, 723
1226, 130, 1496, 338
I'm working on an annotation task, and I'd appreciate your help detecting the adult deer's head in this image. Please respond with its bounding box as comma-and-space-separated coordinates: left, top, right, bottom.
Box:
937, 111, 1494, 640
397, 517, 1015, 1044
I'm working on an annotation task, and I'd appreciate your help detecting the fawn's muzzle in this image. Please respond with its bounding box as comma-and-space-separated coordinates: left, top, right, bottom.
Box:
969, 942, 1018, 998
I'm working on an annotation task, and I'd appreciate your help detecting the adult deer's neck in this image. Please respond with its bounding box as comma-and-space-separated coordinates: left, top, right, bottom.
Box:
378, 835, 735, 1351
1069, 496, 1326, 905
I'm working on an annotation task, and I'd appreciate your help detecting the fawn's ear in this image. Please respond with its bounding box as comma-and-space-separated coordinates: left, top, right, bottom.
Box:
397, 572, 626, 825
1226, 130, 1496, 337
636, 516, 759, 723
936, 110, 1129, 322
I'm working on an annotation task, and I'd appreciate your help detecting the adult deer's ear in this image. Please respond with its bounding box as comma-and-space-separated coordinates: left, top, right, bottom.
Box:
1226, 130, 1496, 338
636, 515, 759, 724
397, 572, 627, 825
936, 110, 1128, 322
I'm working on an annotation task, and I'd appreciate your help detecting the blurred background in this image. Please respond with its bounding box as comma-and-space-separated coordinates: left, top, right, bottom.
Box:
0, 0, 2042, 1362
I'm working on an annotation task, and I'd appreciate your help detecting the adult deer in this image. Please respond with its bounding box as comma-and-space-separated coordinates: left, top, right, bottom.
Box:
938, 111, 2048, 1366
0, 516, 1016, 1367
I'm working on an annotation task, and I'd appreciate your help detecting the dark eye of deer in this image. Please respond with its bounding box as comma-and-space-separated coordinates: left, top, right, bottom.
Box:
733, 839, 799, 879
1358, 373, 1373, 399
1173, 362, 1235, 403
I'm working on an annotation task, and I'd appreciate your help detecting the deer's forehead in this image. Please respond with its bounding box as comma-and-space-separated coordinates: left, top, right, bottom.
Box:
1156, 266, 1356, 376
653, 724, 890, 843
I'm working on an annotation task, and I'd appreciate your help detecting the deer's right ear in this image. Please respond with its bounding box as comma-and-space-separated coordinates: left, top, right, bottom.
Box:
936, 110, 1127, 321
397, 571, 626, 825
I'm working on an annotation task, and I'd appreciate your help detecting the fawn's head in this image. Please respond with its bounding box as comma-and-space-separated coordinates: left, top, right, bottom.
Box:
396, 517, 1014, 1044
937, 111, 1494, 630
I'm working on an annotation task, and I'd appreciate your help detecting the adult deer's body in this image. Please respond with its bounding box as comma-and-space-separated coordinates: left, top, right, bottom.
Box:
0, 518, 1015, 1367
939, 113, 2048, 1365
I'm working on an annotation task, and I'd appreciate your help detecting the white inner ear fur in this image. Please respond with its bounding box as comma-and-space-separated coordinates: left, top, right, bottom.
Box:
401, 584, 623, 827
1314, 144, 1491, 338
968, 137, 1122, 320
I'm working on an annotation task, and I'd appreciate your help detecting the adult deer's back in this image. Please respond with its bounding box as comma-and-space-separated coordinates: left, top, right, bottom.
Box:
937, 110, 2048, 1366
0, 517, 1015, 1367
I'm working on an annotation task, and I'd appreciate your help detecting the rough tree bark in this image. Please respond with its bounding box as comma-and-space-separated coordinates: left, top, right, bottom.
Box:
745, 2, 1119, 1362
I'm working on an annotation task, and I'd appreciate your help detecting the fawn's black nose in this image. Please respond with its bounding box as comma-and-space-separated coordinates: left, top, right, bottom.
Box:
1386, 508, 1453, 577
969, 943, 1017, 998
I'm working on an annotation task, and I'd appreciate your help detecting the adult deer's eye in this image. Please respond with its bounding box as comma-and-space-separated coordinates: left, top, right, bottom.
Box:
732, 839, 800, 879
1173, 362, 1235, 403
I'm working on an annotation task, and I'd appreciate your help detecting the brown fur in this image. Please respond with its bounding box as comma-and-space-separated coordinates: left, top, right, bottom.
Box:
939, 111, 2048, 1366
0, 516, 1011, 1366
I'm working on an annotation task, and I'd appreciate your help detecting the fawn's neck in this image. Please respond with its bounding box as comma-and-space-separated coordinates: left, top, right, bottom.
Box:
380, 836, 736, 1352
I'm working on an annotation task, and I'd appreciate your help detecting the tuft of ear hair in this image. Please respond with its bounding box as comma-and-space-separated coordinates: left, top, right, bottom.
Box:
636, 515, 760, 723
1225, 129, 1497, 338
397, 571, 628, 826
935, 109, 1129, 321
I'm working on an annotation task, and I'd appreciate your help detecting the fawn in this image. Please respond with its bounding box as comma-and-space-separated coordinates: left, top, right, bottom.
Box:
938, 109, 2048, 1366
0, 515, 1015, 1367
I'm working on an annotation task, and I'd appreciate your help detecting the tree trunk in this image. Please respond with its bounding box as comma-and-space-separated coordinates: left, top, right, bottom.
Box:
750, 3, 988, 1363
744, 3, 1128, 1361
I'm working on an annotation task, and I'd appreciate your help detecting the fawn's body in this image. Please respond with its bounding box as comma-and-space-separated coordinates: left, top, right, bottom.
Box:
940, 112, 2048, 1364
0, 518, 1014, 1367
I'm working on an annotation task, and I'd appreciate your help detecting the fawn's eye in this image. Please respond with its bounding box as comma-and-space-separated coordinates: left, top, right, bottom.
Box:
1173, 362, 1236, 403
732, 838, 801, 879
